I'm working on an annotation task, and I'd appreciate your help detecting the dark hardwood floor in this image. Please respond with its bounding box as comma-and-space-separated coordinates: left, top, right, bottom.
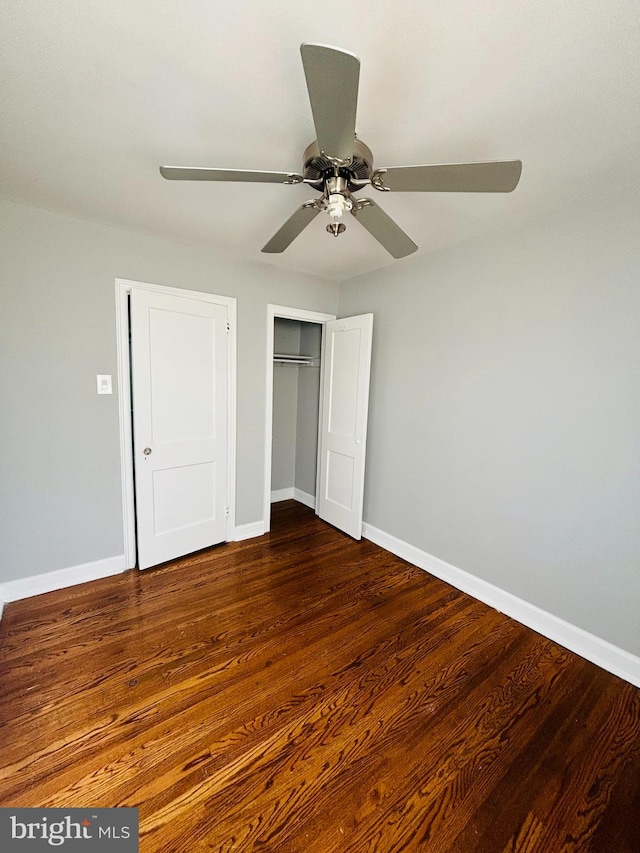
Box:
0, 501, 638, 851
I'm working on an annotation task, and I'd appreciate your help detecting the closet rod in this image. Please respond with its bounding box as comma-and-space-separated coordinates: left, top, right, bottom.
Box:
273, 353, 317, 366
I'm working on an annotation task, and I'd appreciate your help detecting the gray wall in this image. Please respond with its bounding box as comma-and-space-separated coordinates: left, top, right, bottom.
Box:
272, 319, 301, 491
339, 186, 640, 656
0, 200, 338, 583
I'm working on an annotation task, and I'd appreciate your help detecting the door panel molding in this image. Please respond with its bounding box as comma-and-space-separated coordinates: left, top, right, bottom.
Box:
115, 279, 237, 569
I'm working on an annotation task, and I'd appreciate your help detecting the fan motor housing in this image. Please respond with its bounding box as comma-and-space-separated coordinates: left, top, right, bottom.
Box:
302, 139, 373, 192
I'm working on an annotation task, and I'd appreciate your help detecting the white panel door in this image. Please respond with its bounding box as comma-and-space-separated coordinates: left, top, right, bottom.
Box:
317, 314, 373, 539
131, 290, 228, 569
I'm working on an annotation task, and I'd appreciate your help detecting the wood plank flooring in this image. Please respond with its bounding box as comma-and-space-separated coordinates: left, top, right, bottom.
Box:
0, 501, 638, 851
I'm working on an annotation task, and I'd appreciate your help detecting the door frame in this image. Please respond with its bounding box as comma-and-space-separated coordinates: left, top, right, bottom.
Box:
264, 304, 336, 533
116, 278, 237, 569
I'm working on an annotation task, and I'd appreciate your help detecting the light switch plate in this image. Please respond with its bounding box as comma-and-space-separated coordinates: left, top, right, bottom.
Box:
97, 374, 112, 395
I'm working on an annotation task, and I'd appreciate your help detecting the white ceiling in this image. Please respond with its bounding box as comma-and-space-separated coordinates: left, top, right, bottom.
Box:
2, 1, 639, 282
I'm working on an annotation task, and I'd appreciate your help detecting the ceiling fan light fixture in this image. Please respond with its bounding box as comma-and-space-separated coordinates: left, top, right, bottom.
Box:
325, 191, 353, 222
160, 43, 522, 258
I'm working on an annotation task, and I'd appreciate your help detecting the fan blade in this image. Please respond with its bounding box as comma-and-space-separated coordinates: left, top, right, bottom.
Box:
372, 160, 522, 193
160, 166, 303, 184
351, 199, 418, 259
262, 202, 321, 253
300, 43, 359, 163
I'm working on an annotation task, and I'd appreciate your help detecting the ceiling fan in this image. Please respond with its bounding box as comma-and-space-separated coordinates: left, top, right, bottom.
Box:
160, 43, 522, 259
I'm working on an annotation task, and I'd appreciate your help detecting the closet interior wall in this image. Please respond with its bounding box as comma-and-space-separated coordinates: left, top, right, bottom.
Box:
271, 319, 322, 503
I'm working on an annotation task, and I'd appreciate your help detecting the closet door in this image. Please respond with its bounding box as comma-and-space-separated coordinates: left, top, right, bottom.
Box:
317, 314, 373, 539
131, 289, 229, 569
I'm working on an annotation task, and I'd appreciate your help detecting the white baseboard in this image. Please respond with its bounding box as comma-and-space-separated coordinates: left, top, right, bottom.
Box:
271, 488, 315, 510
271, 488, 294, 503
233, 521, 265, 542
293, 488, 316, 510
362, 522, 640, 688
0, 554, 128, 609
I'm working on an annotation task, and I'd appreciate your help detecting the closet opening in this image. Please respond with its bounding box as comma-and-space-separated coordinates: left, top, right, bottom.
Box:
263, 305, 336, 533
272, 317, 322, 507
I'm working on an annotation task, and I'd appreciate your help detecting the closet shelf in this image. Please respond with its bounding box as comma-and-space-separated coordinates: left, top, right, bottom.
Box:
273, 353, 319, 366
